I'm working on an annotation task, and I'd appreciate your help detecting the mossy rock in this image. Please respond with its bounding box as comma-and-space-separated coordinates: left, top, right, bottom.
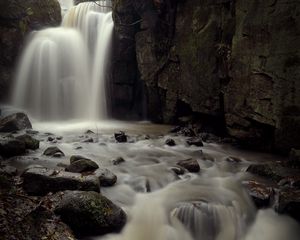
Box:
54, 191, 126, 237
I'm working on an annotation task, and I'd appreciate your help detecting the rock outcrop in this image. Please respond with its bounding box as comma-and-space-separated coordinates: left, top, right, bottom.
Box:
112, 0, 300, 153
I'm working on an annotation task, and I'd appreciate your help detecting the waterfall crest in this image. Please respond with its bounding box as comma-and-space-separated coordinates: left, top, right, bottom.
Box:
12, 0, 113, 121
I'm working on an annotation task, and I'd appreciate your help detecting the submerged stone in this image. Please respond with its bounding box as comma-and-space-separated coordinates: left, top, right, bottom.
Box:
112, 157, 125, 165
54, 190, 126, 237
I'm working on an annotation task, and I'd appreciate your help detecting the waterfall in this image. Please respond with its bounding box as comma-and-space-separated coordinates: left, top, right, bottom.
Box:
12, 0, 113, 121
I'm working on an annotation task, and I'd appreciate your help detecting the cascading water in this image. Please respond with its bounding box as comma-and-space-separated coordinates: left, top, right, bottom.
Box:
12, 0, 113, 121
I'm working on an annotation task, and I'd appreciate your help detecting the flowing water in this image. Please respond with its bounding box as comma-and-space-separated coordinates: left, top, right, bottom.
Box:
4, 120, 299, 240
12, 0, 113, 121
6, 1, 300, 240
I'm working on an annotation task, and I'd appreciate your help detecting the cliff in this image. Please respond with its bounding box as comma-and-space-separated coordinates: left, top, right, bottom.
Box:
112, 0, 300, 152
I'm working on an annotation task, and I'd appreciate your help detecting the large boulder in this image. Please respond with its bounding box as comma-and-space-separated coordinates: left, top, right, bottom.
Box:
22, 167, 100, 195
0, 0, 61, 100
0, 113, 32, 132
0, 137, 26, 157
54, 190, 127, 237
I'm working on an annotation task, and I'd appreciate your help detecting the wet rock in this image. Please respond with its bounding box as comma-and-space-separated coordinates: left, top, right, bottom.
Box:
112, 157, 125, 165
246, 164, 283, 182
286, 148, 300, 168
199, 132, 220, 143
95, 168, 117, 187
243, 180, 274, 208
126, 176, 151, 193
170, 166, 185, 175
177, 159, 200, 173
165, 138, 176, 146
47, 136, 54, 142
186, 137, 203, 147
226, 156, 242, 163
26, 129, 39, 134
70, 155, 89, 164
169, 126, 182, 133
0, 165, 17, 176
66, 159, 99, 173
22, 167, 100, 195
82, 137, 94, 143
114, 131, 127, 143
0, 113, 32, 132
274, 188, 300, 221
16, 134, 39, 150
56, 136, 63, 140
54, 190, 126, 237
179, 127, 196, 137
43, 146, 65, 157
0, 138, 26, 157
85, 129, 95, 134
278, 176, 300, 189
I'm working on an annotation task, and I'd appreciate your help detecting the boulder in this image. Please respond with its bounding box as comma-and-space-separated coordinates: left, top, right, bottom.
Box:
112, 157, 125, 165
114, 131, 127, 143
66, 159, 99, 173
22, 167, 100, 195
243, 180, 274, 208
177, 159, 200, 173
54, 190, 126, 237
43, 146, 65, 157
0, 113, 32, 132
186, 137, 203, 147
246, 164, 283, 182
274, 189, 300, 222
165, 138, 176, 146
95, 168, 117, 187
16, 134, 39, 150
0, 138, 26, 157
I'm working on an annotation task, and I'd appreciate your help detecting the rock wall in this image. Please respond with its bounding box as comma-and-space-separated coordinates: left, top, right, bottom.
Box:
0, 0, 61, 101
112, 0, 300, 152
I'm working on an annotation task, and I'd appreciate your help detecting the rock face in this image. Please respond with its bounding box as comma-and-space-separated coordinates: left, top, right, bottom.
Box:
22, 167, 100, 195
0, 0, 61, 101
112, 0, 300, 152
0, 113, 32, 132
54, 190, 127, 237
